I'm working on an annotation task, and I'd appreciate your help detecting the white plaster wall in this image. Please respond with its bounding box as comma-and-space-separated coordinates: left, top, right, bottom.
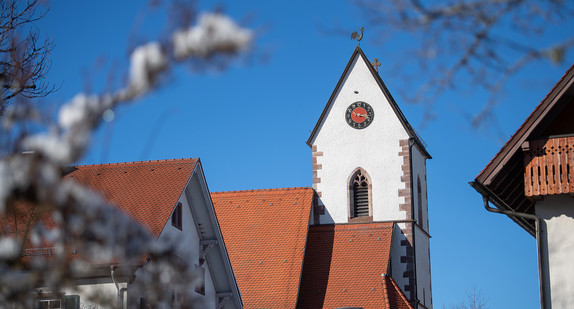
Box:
312, 54, 410, 224
414, 227, 432, 309
153, 185, 217, 308
411, 144, 433, 308
63, 282, 125, 308
391, 224, 409, 298
536, 195, 574, 309
411, 145, 429, 232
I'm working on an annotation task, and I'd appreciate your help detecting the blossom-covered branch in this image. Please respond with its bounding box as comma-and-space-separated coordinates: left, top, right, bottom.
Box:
0, 10, 252, 308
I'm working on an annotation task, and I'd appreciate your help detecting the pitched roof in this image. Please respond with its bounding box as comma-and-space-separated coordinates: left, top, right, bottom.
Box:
1, 158, 198, 260
67, 158, 198, 237
297, 222, 402, 309
306, 45, 430, 159
471, 64, 574, 235
210, 187, 313, 309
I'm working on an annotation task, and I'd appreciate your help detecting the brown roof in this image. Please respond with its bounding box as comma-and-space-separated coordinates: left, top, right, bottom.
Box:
297, 222, 403, 309
211, 187, 313, 309
472, 64, 574, 234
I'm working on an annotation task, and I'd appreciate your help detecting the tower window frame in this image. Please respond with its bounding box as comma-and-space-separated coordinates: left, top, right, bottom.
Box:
348, 168, 373, 222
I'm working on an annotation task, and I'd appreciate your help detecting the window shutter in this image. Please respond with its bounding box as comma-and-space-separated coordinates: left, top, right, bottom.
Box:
353, 182, 369, 217
351, 169, 370, 218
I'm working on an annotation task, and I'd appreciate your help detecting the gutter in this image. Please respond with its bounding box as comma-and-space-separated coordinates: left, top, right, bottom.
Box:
469, 181, 548, 309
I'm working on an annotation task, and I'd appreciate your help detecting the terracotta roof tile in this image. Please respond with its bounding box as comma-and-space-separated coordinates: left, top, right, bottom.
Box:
1, 158, 199, 262
211, 187, 313, 309
297, 222, 394, 309
381, 273, 414, 309
66, 158, 198, 237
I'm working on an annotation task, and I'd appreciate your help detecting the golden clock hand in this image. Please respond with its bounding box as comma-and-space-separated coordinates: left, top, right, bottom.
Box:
353, 112, 369, 119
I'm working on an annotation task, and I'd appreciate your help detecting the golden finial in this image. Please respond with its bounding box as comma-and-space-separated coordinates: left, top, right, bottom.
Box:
351, 27, 364, 45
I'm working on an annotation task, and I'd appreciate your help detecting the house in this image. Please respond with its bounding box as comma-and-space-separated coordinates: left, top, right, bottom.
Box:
1, 158, 241, 309
471, 64, 574, 308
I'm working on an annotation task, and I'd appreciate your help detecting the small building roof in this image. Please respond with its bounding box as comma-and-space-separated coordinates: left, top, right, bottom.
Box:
211, 187, 314, 309
471, 64, 574, 235
296, 222, 410, 309
67, 158, 199, 238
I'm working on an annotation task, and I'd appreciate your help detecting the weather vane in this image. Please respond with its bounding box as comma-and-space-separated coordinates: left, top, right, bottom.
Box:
351, 27, 364, 46
372, 58, 381, 72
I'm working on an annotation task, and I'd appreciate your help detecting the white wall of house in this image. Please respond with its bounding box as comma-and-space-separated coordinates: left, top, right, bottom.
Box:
312, 53, 410, 224
536, 195, 574, 309
148, 179, 217, 308
63, 282, 126, 308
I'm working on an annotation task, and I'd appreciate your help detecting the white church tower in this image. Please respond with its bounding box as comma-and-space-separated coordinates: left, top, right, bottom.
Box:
306, 46, 433, 308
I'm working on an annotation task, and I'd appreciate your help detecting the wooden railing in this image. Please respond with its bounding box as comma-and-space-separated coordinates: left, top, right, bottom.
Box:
523, 136, 574, 197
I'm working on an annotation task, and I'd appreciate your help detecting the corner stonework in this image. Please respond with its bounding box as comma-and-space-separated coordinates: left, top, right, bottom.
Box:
312, 145, 324, 224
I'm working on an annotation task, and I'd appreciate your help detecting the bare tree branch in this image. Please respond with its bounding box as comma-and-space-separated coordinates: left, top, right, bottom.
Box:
354, 0, 574, 129
0, 0, 56, 115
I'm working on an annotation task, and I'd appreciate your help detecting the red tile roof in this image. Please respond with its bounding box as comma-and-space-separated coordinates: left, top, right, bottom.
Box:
211, 187, 313, 309
382, 273, 415, 309
1, 158, 199, 261
297, 222, 400, 309
66, 158, 198, 237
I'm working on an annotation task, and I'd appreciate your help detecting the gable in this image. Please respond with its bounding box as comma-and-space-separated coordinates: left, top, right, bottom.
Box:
306, 46, 430, 159
472, 64, 574, 234
297, 222, 396, 309
210, 187, 313, 308
66, 158, 198, 238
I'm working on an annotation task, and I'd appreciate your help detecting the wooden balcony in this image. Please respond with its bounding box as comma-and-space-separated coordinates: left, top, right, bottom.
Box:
523, 136, 574, 198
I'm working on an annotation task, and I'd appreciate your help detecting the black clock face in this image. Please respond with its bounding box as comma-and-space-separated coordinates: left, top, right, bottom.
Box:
345, 101, 374, 129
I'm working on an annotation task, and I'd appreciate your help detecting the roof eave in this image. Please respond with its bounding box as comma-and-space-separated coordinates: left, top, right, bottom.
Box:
306, 46, 431, 159
476, 64, 574, 186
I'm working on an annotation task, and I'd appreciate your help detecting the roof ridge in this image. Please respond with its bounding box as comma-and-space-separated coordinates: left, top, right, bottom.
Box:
211, 187, 312, 194
76, 158, 199, 169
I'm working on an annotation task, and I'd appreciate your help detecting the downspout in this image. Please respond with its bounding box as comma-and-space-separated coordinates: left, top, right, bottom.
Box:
472, 183, 547, 309
110, 265, 126, 309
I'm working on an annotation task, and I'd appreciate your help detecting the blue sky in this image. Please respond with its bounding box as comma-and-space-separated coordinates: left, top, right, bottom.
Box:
38, 1, 573, 308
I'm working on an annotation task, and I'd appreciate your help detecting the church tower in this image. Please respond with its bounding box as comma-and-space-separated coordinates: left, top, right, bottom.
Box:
306, 46, 433, 308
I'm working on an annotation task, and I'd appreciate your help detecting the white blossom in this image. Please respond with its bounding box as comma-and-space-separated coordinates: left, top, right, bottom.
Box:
126, 42, 168, 97
0, 237, 20, 260
173, 13, 253, 60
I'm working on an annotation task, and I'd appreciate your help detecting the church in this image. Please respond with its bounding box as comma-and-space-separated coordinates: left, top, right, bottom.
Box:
4, 46, 432, 309
211, 46, 432, 308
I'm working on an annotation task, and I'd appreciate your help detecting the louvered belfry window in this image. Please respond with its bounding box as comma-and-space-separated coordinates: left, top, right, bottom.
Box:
352, 170, 370, 217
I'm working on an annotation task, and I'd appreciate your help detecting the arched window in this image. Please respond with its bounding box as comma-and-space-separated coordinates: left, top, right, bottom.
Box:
349, 168, 371, 219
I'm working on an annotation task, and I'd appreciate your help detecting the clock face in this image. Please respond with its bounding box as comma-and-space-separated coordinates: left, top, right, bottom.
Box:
345, 101, 374, 129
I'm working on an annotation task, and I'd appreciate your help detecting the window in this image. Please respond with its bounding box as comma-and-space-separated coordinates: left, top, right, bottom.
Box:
36, 293, 79, 309
171, 202, 182, 230
349, 168, 371, 219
